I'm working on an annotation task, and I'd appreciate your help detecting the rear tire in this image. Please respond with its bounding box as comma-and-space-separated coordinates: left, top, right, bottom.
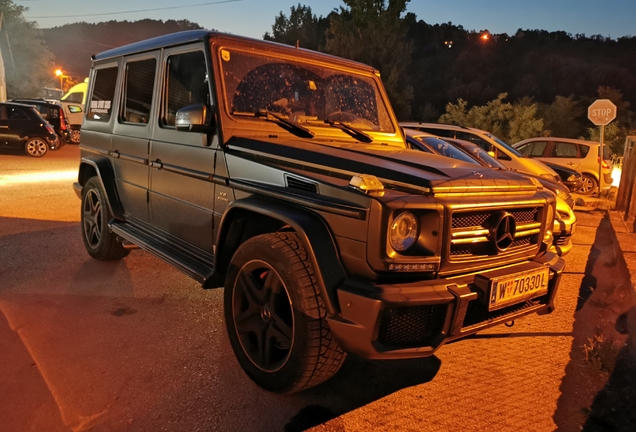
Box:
81, 177, 129, 260
578, 174, 598, 195
24, 138, 48, 157
224, 232, 346, 393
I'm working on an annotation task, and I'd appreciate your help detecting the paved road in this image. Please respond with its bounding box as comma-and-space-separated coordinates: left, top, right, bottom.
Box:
0, 145, 621, 431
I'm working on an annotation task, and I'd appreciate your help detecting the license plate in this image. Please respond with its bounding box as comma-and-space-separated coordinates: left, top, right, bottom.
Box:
488, 267, 550, 311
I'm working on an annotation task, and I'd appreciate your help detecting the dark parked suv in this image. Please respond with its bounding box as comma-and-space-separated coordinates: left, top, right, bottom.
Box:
74, 30, 565, 393
11, 98, 71, 144
0, 102, 59, 157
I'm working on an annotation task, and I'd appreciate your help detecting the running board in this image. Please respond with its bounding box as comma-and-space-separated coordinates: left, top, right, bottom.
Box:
110, 220, 217, 286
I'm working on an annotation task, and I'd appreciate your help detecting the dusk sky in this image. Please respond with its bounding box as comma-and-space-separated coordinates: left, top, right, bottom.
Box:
19, 0, 636, 40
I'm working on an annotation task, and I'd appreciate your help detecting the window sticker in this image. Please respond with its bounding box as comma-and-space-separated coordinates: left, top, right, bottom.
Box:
221, 49, 231, 62
90, 100, 112, 114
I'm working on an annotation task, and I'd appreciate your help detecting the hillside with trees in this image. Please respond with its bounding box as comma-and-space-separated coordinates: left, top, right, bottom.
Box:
40, 19, 203, 79
2, 0, 635, 153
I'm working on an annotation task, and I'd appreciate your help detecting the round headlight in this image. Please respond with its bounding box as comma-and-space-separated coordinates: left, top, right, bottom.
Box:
390, 212, 419, 252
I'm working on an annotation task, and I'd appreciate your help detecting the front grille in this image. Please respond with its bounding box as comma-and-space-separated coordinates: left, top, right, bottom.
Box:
462, 295, 548, 329
377, 304, 447, 348
449, 207, 541, 259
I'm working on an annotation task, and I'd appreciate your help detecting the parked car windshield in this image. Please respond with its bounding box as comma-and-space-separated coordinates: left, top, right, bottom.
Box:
455, 141, 508, 170
487, 133, 524, 157
220, 48, 394, 133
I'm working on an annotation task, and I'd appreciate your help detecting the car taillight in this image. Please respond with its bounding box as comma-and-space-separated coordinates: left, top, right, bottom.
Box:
597, 156, 610, 169
60, 110, 67, 130
44, 123, 55, 134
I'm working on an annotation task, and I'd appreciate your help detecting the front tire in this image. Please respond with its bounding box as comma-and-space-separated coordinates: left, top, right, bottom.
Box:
224, 232, 346, 393
25, 138, 48, 157
81, 177, 129, 260
578, 174, 598, 195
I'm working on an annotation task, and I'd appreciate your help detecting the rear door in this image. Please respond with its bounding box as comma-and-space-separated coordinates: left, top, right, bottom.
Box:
549, 140, 581, 170
148, 45, 217, 252
111, 53, 159, 223
0, 104, 32, 150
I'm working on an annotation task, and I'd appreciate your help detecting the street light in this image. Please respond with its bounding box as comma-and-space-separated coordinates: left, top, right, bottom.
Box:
55, 69, 64, 91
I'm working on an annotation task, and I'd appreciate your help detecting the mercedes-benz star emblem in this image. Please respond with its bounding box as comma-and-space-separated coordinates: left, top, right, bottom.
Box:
490, 212, 516, 251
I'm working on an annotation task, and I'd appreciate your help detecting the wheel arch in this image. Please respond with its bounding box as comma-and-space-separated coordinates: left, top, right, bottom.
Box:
78, 155, 125, 220
214, 196, 347, 315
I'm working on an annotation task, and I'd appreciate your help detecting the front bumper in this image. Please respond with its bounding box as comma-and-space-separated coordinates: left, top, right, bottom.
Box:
327, 252, 565, 359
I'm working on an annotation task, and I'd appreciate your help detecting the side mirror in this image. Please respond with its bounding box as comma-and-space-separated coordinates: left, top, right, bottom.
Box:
175, 103, 216, 134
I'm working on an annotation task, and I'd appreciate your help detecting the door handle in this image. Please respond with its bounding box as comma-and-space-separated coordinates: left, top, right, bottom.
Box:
0, 125, 8, 129
150, 160, 163, 169
109, 150, 120, 158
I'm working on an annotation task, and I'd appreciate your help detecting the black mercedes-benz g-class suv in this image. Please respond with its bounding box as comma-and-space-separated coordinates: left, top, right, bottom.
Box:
74, 30, 565, 393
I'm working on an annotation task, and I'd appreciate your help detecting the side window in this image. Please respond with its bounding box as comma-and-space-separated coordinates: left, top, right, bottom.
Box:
122, 58, 156, 124
161, 51, 209, 127
551, 142, 578, 158
8, 106, 29, 120
517, 143, 532, 156
580, 145, 590, 158
87, 66, 118, 122
65, 92, 84, 104
35, 106, 49, 120
520, 141, 547, 156
457, 132, 490, 152
496, 148, 512, 161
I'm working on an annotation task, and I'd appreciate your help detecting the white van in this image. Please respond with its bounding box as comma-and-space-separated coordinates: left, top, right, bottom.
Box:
60, 78, 88, 143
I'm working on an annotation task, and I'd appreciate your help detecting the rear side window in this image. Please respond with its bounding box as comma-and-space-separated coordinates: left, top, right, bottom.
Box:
161, 51, 209, 127
7, 105, 29, 120
552, 142, 578, 158
122, 59, 156, 124
580, 145, 590, 158
88, 66, 118, 122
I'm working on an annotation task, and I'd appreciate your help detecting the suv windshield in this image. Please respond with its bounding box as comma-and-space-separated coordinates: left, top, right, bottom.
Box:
220, 48, 394, 134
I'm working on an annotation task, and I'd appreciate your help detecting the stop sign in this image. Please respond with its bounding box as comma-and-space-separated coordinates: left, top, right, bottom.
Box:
588, 99, 617, 126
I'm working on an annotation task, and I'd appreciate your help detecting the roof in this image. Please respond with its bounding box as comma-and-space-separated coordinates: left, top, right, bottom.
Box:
515, 136, 600, 147
92, 30, 376, 73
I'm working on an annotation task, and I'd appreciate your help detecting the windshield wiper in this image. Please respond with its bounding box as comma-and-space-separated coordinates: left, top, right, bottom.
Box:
323, 120, 373, 143
232, 110, 314, 139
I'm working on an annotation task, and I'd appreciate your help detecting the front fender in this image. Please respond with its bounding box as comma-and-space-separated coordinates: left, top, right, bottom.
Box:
216, 196, 348, 314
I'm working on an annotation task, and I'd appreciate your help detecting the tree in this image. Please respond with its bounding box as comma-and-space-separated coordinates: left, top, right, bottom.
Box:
263, 4, 328, 51
537, 95, 584, 138
0, 0, 56, 98
325, 0, 413, 118
439, 93, 543, 143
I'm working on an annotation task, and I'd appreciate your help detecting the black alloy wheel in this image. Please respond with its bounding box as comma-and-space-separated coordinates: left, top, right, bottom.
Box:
224, 232, 346, 393
81, 177, 129, 260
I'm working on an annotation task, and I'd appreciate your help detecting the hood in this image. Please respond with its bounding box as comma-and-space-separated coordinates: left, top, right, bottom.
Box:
226, 137, 538, 195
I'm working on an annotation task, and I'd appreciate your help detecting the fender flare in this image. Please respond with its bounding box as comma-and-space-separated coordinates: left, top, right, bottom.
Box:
216, 196, 347, 315
78, 155, 125, 220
